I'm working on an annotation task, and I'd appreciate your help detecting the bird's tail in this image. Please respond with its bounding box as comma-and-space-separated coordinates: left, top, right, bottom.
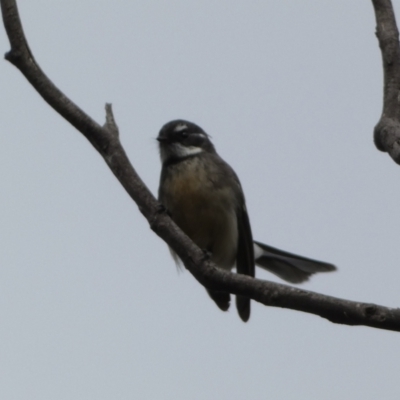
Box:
253, 241, 336, 283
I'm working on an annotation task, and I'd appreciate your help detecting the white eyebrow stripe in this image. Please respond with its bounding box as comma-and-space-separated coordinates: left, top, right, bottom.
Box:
173, 124, 188, 132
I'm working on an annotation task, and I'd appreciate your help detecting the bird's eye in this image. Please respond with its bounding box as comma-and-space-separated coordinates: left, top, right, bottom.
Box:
180, 131, 189, 138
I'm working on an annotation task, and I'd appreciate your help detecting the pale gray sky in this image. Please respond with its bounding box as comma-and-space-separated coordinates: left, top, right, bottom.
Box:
1, 1, 400, 399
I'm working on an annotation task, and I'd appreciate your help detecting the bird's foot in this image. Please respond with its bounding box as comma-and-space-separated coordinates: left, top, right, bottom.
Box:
156, 203, 171, 217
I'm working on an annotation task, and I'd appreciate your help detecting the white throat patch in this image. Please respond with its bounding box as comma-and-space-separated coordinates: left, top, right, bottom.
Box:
174, 143, 203, 157
160, 143, 203, 163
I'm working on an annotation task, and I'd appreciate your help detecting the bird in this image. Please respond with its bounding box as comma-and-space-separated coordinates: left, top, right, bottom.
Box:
157, 119, 336, 322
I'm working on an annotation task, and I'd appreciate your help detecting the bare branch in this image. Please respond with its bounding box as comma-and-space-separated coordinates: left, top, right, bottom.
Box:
2, 0, 400, 332
372, 0, 400, 163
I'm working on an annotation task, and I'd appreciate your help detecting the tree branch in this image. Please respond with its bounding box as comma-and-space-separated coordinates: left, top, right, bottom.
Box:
372, 0, 400, 163
2, 0, 400, 332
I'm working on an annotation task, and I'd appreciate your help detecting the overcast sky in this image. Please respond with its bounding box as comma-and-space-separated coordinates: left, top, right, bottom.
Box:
1, 1, 400, 399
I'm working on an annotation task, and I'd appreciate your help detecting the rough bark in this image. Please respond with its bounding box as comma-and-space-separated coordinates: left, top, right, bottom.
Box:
372, 0, 400, 163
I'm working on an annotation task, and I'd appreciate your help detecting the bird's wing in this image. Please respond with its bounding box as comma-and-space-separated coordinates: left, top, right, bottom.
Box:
236, 204, 255, 322
254, 241, 336, 283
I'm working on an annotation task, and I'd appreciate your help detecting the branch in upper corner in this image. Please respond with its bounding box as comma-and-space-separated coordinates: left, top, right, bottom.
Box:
372, 0, 400, 164
2, 0, 400, 332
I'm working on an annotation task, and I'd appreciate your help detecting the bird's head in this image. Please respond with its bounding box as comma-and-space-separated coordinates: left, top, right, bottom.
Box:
157, 120, 215, 164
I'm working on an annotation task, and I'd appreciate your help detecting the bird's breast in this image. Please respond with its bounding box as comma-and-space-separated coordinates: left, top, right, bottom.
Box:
160, 157, 238, 269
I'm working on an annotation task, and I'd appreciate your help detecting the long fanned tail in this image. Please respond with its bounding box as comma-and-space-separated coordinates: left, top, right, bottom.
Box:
254, 241, 336, 284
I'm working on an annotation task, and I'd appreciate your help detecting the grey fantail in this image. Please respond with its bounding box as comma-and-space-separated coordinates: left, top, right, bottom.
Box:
157, 120, 336, 322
